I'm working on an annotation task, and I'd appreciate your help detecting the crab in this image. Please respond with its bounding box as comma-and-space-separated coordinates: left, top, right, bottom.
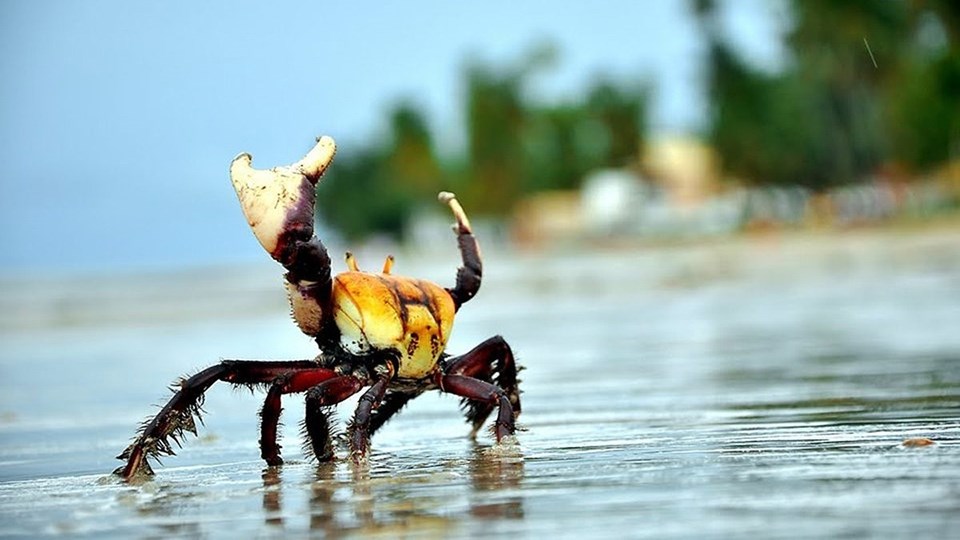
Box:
115, 136, 521, 480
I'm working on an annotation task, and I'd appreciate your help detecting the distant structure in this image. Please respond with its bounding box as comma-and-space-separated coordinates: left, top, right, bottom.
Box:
505, 137, 960, 248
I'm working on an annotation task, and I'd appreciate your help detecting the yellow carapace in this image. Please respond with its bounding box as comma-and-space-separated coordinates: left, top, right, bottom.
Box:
333, 265, 456, 379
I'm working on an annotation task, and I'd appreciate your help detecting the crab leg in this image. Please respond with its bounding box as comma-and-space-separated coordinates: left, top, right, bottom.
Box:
116, 360, 334, 480
303, 375, 367, 461
347, 374, 393, 460
438, 374, 516, 442
438, 192, 482, 309
445, 335, 522, 435
259, 367, 344, 466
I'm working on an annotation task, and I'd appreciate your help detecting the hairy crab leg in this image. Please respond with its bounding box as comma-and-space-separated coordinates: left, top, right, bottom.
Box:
437, 374, 516, 442
347, 372, 394, 460
259, 368, 343, 466
229, 137, 337, 337
303, 376, 367, 461
438, 191, 482, 309
116, 360, 334, 480
444, 335, 522, 435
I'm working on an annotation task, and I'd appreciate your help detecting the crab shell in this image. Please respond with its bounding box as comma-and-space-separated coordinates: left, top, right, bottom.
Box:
329, 272, 456, 379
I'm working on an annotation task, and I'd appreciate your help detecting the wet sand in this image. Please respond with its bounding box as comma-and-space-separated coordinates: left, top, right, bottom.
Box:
1, 227, 958, 538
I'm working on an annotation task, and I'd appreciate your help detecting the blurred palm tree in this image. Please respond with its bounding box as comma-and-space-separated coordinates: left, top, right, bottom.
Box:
317, 101, 442, 241
318, 43, 649, 238
694, 0, 958, 189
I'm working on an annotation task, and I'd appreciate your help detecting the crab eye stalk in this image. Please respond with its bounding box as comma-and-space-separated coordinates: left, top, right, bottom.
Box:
382, 255, 395, 274
345, 251, 360, 272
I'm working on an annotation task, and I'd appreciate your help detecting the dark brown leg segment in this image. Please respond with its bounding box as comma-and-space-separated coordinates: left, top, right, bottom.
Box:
445, 335, 521, 435
348, 376, 393, 460
304, 376, 366, 461
260, 368, 348, 466
260, 385, 285, 466
439, 374, 516, 442
449, 233, 482, 308
116, 360, 333, 480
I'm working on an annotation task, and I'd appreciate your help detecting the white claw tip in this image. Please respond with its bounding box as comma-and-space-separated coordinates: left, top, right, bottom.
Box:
437, 191, 472, 234
438, 191, 456, 204
297, 136, 337, 181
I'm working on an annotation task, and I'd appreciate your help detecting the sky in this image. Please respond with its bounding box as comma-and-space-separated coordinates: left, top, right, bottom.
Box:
0, 1, 784, 274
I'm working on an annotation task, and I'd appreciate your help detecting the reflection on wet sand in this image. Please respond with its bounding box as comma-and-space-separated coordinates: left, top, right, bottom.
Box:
468, 444, 525, 520
261, 467, 283, 527
309, 462, 338, 534
256, 443, 526, 535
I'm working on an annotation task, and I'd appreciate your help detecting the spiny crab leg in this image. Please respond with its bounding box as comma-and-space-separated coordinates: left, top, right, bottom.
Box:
229, 136, 336, 258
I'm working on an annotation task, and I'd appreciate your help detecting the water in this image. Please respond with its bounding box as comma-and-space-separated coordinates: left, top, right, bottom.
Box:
1, 230, 959, 538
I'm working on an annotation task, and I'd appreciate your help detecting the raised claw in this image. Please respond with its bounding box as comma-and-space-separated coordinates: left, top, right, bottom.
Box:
229, 136, 337, 257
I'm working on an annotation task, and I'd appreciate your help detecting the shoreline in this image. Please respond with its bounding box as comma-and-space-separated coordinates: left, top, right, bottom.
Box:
2, 217, 958, 332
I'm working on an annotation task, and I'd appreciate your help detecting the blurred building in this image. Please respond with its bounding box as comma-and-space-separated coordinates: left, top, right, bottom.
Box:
505, 138, 960, 249
643, 136, 720, 209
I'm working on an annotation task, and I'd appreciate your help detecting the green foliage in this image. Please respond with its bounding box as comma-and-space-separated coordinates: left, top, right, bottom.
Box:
317, 46, 649, 239
316, 146, 405, 241
695, 0, 959, 190
886, 52, 959, 169
461, 60, 529, 215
